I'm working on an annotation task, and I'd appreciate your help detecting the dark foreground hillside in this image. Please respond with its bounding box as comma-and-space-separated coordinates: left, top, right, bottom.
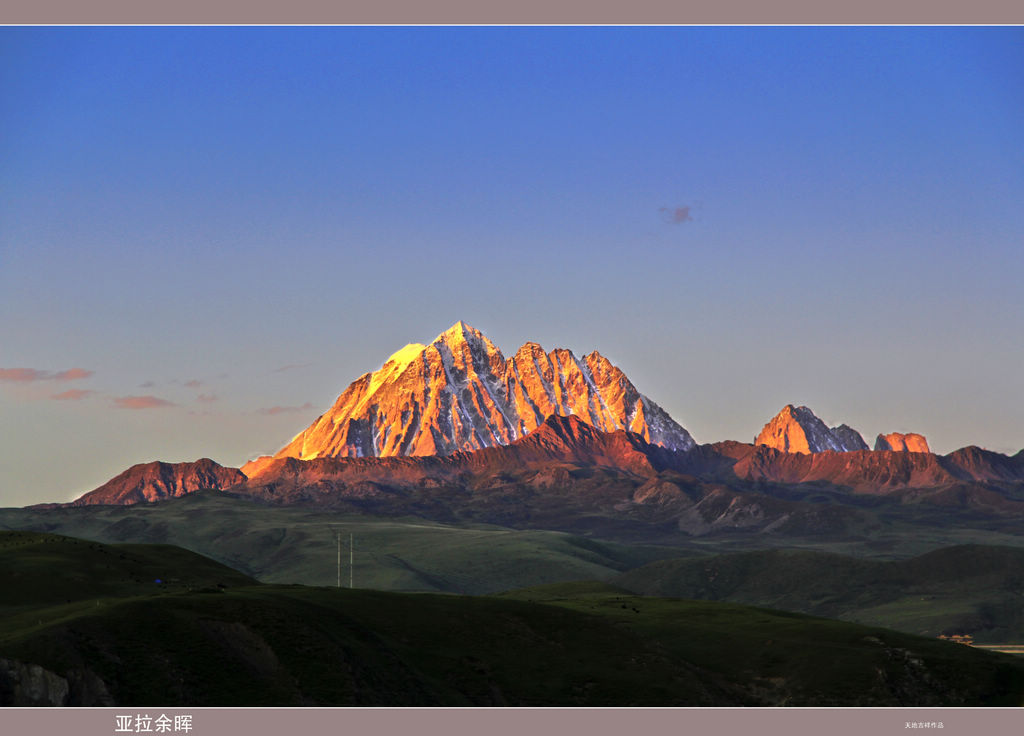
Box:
2, 533, 1023, 707
613, 546, 1024, 642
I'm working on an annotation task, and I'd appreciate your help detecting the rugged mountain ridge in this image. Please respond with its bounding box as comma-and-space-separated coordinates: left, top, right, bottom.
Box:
227, 415, 879, 538
755, 405, 869, 453
235, 416, 1024, 518
243, 414, 676, 486
754, 405, 937, 457
71, 459, 246, 506
69, 420, 1024, 510
59, 415, 1024, 543
251, 322, 694, 469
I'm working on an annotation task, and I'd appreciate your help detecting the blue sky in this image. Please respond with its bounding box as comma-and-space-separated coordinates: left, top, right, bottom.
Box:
2, 27, 1023, 505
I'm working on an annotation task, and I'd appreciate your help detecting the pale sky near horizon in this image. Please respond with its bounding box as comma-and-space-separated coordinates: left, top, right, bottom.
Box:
2, 26, 1023, 506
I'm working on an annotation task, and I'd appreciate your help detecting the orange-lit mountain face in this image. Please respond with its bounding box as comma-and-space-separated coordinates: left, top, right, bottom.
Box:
875, 432, 931, 453
249, 322, 695, 470
754, 405, 936, 458
755, 405, 870, 453
71, 459, 245, 506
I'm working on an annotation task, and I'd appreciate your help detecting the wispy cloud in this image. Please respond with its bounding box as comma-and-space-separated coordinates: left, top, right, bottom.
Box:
0, 368, 48, 382
196, 393, 218, 403
139, 380, 156, 388
184, 379, 203, 388
258, 402, 314, 416
0, 367, 94, 382
51, 389, 94, 401
113, 395, 176, 409
659, 205, 694, 224
54, 368, 93, 381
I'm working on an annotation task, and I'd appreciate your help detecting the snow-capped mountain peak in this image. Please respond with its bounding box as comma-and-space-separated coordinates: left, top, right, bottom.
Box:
266, 322, 696, 461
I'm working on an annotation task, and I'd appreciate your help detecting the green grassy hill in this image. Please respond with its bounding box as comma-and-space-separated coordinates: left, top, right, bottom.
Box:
613, 545, 1024, 641
6, 494, 1024, 643
1, 492, 686, 593
0, 530, 255, 607
2, 533, 1024, 707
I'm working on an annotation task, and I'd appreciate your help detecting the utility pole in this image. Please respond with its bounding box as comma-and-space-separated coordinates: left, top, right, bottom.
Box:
329, 526, 342, 589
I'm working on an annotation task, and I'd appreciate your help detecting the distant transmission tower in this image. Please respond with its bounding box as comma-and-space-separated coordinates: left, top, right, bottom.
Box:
329, 527, 355, 589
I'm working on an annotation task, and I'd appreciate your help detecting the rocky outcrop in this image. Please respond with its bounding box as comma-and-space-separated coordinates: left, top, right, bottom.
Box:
876, 433, 931, 453
0, 658, 113, 706
0, 659, 68, 706
831, 424, 870, 451
755, 405, 867, 454
71, 458, 246, 506
267, 321, 695, 461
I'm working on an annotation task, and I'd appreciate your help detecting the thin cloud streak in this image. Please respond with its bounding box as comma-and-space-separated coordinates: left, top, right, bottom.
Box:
112, 395, 176, 409
0, 368, 48, 382
258, 402, 314, 415
52, 389, 94, 401
0, 367, 94, 382
53, 368, 93, 381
